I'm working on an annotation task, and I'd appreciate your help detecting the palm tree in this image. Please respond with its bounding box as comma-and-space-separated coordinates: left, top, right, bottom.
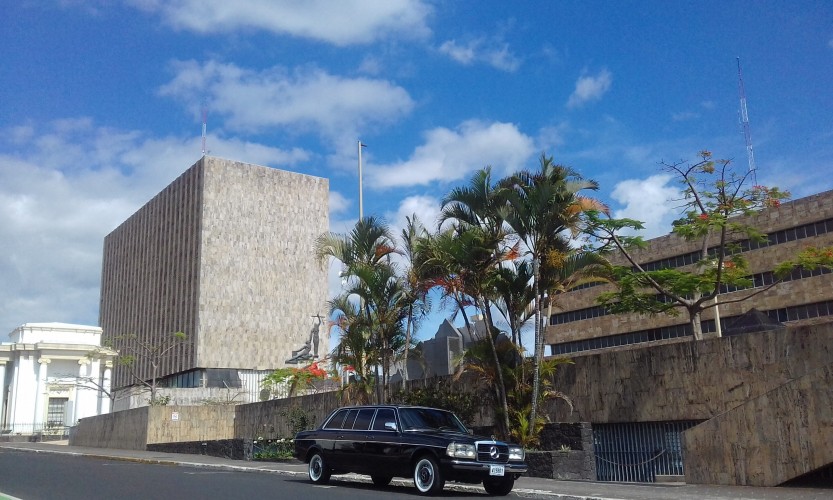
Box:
399, 215, 432, 387
492, 260, 536, 351
437, 167, 521, 437
315, 216, 399, 271
348, 261, 410, 402
502, 153, 605, 432
328, 295, 375, 404
418, 225, 514, 437
316, 217, 401, 403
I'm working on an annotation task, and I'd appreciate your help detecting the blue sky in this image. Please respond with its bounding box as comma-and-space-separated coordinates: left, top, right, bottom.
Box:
2, 1, 832, 346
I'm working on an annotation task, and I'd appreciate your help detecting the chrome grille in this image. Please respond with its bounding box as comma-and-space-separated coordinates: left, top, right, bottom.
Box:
475, 442, 509, 463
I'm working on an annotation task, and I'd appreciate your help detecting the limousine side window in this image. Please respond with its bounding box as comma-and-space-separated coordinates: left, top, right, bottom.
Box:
352, 408, 376, 430
342, 409, 360, 429
323, 409, 348, 430
371, 408, 396, 431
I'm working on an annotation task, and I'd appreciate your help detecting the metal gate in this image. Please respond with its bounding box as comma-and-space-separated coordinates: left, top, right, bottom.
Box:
592, 421, 701, 482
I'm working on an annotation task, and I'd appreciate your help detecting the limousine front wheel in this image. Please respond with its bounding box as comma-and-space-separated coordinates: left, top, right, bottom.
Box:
308, 451, 331, 484
413, 456, 444, 495
483, 476, 514, 496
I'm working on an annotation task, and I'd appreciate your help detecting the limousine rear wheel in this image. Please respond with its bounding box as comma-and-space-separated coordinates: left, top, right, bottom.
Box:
483, 476, 514, 496
413, 455, 444, 495
371, 475, 392, 486
308, 451, 331, 484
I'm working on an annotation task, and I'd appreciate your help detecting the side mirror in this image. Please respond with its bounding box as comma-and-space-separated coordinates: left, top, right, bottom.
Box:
384, 421, 398, 432
467, 428, 474, 435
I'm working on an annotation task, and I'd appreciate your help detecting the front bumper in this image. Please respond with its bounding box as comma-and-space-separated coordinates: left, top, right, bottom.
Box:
448, 459, 528, 475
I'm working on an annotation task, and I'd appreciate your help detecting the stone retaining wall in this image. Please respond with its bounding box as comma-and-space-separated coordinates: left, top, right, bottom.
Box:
683, 362, 833, 486
545, 321, 833, 423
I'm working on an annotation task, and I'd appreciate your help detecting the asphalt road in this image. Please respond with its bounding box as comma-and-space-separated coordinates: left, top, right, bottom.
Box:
0, 448, 502, 500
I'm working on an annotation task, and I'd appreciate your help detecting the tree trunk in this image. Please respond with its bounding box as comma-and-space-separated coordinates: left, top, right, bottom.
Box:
529, 256, 542, 436
403, 304, 413, 391
480, 299, 511, 439
689, 309, 704, 341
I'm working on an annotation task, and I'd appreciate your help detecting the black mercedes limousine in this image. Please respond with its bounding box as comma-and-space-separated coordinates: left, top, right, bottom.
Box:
293, 405, 527, 496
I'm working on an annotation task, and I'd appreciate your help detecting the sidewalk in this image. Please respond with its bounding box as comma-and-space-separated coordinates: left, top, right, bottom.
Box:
1, 441, 829, 500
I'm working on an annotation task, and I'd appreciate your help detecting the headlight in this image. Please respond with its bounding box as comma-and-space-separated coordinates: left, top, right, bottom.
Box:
446, 442, 476, 459
508, 446, 525, 461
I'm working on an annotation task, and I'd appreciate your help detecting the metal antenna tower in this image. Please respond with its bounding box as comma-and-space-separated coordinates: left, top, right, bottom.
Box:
737, 57, 757, 184
201, 103, 208, 156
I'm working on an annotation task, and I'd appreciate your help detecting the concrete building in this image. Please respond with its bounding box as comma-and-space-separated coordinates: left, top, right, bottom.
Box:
0, 323, 115, 436
99, 156, 329, 408
545, 189, 833, 356
537, 189, 833, 485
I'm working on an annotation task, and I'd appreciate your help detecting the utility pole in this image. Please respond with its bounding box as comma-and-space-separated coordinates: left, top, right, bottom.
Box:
358, 140, 366, 220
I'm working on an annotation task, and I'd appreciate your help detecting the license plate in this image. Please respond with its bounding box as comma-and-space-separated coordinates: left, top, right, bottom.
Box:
489, 465, 505, 476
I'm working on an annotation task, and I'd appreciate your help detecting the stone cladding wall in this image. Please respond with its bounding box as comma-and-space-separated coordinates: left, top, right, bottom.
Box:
684, 360, 833, 486
527, 423, 597, 480
545, 321, 833, 424
69, 406, 149, 450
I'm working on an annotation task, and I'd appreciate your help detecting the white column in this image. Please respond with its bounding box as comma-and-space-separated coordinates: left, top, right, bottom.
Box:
76, 359, 91, 422
0, 362, 6, 428
34, 357, 51, 431
101, 362, 112, 414
7, 359, 21, 432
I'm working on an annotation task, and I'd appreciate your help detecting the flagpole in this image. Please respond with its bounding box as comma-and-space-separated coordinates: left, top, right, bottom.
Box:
358, 140, 365, 221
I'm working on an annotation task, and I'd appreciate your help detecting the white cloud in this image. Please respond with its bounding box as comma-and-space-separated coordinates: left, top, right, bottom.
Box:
536, 122, 569, 152
128, 0, 432, 45
367, 120, 536, 188
0, 119, 310, 334
566, 69, 612, 109
438, 38, 520, 72
159, 60, 415, 141
387, 194, 442, 234
672, 111, 700, 122
358, 56, 383, 76
610, 173, 679, 238
328, 191, 352, 218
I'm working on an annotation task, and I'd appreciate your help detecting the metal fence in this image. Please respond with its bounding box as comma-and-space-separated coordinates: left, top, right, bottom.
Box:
1, 423, 71, 441
592, 421, 702, 482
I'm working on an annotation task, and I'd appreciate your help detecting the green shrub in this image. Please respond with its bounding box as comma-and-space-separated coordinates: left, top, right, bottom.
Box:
391, 378, 480, 425
253, 438, 294, 460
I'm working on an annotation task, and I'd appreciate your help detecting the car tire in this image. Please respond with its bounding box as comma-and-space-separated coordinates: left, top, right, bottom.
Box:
308, 451, 331, 484
483, 476, 514, 496
371, 475, 392, 486
413, 455, 444, 495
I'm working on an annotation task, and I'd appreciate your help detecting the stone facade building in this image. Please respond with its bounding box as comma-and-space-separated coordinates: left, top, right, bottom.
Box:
99, 157, 329, 408
546, 189, 833, 356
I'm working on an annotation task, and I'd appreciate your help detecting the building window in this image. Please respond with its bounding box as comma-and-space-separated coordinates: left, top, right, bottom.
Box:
47, 398, 69, 427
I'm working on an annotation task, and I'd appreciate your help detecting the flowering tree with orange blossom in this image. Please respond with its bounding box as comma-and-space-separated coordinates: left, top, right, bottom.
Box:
585, 151, 793, 340
262, 361, 330, 398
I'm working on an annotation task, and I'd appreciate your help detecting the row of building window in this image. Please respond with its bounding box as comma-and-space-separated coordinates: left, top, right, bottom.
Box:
641, 216, 833, 272
549, 299, 833, 355
566, 217, 833, 294
551, 264, 831, 325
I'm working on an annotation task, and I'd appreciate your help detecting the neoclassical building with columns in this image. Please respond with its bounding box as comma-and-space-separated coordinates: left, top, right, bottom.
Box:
0, 323, 116, 435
